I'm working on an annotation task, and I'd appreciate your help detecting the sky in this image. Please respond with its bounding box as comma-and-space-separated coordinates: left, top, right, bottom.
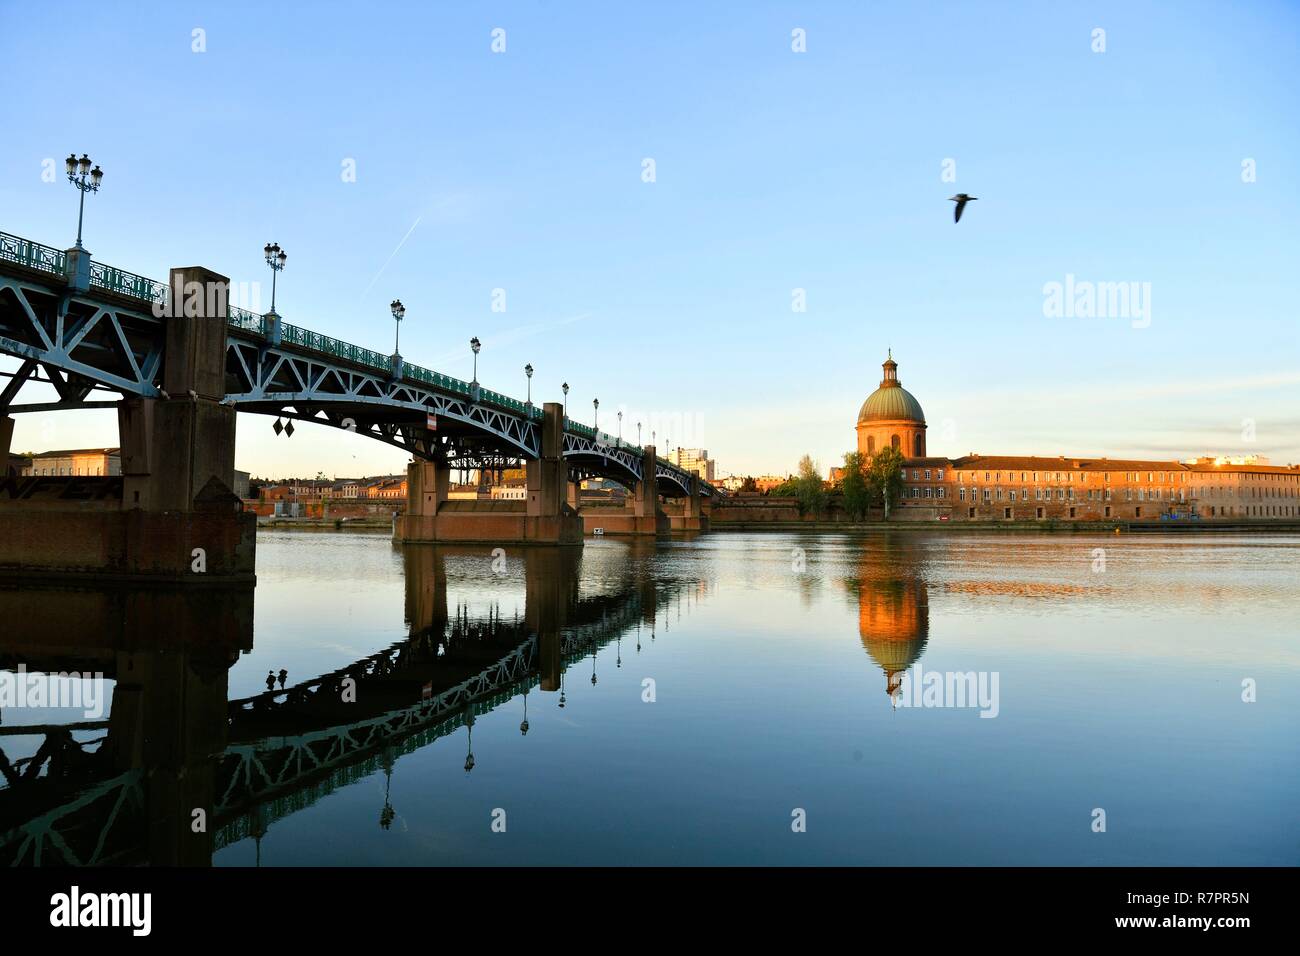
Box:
1, 0, 1297, 480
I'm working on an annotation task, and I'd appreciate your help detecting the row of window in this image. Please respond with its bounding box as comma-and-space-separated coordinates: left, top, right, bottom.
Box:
23, 466, 108, 476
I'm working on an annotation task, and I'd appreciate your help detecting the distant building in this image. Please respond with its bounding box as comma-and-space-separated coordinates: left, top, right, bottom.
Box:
719, 475, 747, 492
855, 352, 1300, 521
22, 448, 120, 477
367, 475, 408, 500
754, 475, 789, 493
667, 448, 716, 482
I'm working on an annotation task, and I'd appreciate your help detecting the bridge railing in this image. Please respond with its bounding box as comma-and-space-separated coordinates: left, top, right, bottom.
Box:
227, 305, 267, 336
1, 228, 703, 485
0, 232, 66, 276
88, 260, 167, 305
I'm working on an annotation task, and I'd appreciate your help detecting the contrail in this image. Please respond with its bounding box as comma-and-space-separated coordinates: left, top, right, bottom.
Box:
360, 215, 422, 297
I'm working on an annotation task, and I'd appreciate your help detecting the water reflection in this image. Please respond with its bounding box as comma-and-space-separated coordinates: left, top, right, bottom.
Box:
846, 537, 930, 700
0, 540, 691, 866
0, 584, 252, 865
6, 532, 1295, 866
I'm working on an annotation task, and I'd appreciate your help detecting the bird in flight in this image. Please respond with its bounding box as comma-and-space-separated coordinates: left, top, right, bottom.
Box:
949, 193, 978, 223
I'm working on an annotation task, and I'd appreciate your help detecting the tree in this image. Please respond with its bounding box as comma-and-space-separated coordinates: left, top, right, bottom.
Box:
740, 476, 758, 493
841, 451, 870, 521
867, 446, 905, 519
794, 454, 826, 517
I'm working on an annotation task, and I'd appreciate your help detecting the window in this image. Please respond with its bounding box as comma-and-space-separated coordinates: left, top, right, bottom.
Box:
867, 436, 875, 455
891, 434, 900, 450
959, 487, 966, 501
1036, 507, 1044, 519
1004, 507, 1012, 519
924, 469, 931, 480
914, 434, 924, 457
983, 489, 991, 503
937, 469, 944, 480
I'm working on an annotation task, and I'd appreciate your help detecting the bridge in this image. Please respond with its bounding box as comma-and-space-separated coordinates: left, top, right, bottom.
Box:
0, 543, 700, 865
0, 229, 715, 580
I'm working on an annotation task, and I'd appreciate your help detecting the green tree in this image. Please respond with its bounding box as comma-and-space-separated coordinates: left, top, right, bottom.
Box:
867, 446, 905, 519
841, 451, 870, 521
794, 454, 826, 517
740, 476, 758, 493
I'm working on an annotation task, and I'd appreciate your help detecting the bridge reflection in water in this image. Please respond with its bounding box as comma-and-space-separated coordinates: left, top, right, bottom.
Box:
0, 540, 688, 866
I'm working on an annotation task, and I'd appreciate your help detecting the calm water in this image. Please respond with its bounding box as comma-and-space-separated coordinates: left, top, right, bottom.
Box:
3, 530, 1297, 865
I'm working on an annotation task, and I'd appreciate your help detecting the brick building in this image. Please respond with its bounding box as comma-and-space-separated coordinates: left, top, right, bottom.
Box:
856, 354, 1300, 522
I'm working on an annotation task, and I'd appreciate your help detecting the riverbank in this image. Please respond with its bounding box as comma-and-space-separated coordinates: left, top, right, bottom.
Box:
711, 519, 1300, 533
256, 517, 393, 532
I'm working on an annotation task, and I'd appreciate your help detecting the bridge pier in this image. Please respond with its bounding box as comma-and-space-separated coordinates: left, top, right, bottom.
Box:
579, 444, 669, 536
394, 401, 583, 545
663, 474, 711, 532
1, 416, 13, 474
0, 266, 255, 583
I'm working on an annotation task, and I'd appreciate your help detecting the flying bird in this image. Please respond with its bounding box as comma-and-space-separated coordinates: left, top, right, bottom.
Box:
949, 193, 978, 223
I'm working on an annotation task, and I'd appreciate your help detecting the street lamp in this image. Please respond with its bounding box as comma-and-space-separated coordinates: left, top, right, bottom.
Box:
390, 299, 405, 355
263, 243, 287, 314
66, 153, 103, 249
524, 363, 533, 406
637, 421, 642, 446
617, 410, 623, 446
470, 337, 481, 384
593, 397, 599, 432
562, 382, 569, 416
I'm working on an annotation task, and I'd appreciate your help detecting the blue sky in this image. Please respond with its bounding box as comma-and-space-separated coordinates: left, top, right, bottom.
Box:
2, 0, 1297, 478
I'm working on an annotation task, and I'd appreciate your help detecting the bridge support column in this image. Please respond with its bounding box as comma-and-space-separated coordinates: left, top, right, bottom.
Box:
0, 415, 12, 474
567, 478, 580, 511
522, 401, 583, 543
666, 475, 710, 532
394, 460, 449, 543
0, 266, 255, 582
395, 402, 582, 544
579, 444, 668, 535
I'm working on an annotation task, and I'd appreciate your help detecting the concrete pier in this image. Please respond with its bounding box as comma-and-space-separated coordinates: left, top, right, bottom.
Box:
394, 401, 583, 545
0, 266, 255, 583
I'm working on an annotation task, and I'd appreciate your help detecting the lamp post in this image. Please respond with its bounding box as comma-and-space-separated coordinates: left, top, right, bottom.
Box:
65, 153, 103, 249
593, 397, 599, 433
470, 337, 481, 384
263, 243, 287, 314
524, 363, 533, 406
562, 382, 569, 416
390, 299, 405, 355
617, 410, 623, 446
637, 421, 642, 446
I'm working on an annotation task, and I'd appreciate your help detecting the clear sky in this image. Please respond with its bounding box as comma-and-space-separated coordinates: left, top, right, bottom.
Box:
2, 0, 1297, 479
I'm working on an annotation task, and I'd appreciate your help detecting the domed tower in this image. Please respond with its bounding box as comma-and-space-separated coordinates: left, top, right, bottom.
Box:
856, 351, 926, 458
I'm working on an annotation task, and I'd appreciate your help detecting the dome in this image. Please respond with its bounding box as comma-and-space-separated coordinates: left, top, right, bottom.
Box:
856, 353, 925, 424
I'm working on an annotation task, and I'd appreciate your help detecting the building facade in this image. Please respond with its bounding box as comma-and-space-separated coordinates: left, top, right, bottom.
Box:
667, 447, 717, 482
856, 354, 1300, 522
21, 448, 121, 477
